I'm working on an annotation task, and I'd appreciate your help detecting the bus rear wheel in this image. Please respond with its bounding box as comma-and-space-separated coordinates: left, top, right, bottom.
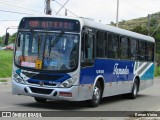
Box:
90, 81, 102, 107
127, 79, 139, 99
34, 97, 47, 103
130, 79, 138, 98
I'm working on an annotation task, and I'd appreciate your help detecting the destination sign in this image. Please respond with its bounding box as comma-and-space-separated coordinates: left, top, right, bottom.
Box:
19, 17, 80, 32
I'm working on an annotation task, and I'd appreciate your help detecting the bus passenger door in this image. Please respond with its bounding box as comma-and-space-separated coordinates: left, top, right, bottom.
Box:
80, 30, 95, 99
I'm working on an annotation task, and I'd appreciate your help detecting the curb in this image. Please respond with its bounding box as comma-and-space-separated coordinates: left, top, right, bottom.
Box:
0, 82, 11, 85
0, 78, 11, 80
0, 78, 11, 85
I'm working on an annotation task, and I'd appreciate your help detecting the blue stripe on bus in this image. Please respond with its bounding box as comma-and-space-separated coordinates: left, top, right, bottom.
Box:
140, 64, 154, 80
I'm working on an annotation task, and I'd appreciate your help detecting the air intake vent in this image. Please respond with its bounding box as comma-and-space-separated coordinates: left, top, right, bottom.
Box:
30, 87, 53, 94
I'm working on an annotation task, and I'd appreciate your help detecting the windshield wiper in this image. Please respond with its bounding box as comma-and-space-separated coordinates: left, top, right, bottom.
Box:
49, 31, 64, 56
52, 31, 64, 46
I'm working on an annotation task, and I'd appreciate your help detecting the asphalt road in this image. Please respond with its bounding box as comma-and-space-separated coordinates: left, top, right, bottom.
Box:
0, 78, 160, 119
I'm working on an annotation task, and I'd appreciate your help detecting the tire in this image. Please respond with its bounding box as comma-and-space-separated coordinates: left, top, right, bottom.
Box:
90, 81, 102, 107
128, 79, 139, 99
34, 97, 47, 103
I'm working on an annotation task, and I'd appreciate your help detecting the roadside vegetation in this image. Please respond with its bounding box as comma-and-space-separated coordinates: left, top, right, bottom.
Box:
155, 66, 160, 77
0, 51, 13, 78
0, 80, 7, 82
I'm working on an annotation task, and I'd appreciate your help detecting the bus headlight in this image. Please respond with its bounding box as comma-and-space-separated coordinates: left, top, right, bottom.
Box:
59, 76, 78, 88
13, 72, 25, 84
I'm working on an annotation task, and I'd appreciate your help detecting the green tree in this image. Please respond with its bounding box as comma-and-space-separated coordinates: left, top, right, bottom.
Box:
150, 18, 158, 27
153, 28, 160, 54
0, 36, 5, 46
110, 21, 115, 26
8, 33, 16, 44
131, 25, 148, 35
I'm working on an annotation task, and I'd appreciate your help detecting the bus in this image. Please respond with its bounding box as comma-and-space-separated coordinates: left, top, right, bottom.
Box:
10, 16, 155, 107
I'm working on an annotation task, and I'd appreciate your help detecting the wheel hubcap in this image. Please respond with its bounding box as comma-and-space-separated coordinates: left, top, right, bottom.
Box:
93, 87, 101, 103
133, 83, 137, 96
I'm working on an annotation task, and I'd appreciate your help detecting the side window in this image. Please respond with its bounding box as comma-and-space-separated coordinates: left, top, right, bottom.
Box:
81, 33, 94, 60
147, 43, 154, 61
130, 39, 138, 60
139, 41, 146, 61
97, 31, 106, 58
108, 34, 119, 59
87, 34, 94, 59
120, 37, 129, 59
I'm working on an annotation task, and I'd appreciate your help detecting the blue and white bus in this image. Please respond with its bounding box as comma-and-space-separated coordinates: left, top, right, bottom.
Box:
11, 16, 155, 107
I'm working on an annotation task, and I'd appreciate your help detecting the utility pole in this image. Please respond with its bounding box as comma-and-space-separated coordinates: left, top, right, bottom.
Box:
65, 9, 67, 16
116, 0, 119, 27
45, 0, 52, 15
148, 14, 151, 36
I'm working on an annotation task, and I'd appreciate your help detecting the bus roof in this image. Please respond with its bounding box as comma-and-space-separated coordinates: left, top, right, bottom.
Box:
81, 18, 155, 43
20, 15, 155, 43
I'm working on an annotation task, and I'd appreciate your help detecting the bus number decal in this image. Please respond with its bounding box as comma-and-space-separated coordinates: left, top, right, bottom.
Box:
96, 70, 104, 74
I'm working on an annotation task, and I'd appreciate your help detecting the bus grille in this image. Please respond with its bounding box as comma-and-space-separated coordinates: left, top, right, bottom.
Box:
27, 80, 57, 86
29, 87, 53, 94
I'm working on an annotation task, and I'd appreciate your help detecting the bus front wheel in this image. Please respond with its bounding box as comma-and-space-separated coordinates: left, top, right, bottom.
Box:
90, 81, 102, 107
34, 97, 47, 103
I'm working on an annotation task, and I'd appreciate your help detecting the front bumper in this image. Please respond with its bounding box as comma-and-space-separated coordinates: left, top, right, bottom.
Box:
12, 78, 82, 101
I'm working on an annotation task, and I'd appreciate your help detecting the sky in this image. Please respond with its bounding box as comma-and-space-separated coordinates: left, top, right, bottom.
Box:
0, 0, 160, 36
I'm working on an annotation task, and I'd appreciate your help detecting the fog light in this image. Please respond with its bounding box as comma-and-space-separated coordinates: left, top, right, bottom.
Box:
53, 91, 57, 96
24, 88, 28, 93
59, 92, 72, 97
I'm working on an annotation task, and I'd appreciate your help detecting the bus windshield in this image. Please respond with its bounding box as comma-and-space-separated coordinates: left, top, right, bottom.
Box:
15, 31, 79, 71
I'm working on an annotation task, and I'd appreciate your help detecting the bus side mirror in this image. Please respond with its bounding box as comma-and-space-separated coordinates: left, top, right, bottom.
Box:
4, 33, 9, 45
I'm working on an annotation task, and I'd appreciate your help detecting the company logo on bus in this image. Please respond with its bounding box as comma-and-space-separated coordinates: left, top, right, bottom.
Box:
39, 81, 44, 86
113, 63, 129, 77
